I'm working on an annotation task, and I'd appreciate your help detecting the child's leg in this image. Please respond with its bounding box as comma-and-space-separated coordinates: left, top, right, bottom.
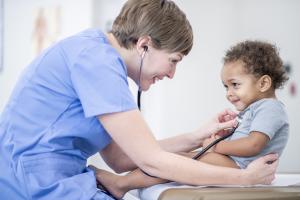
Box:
94, 152, 197, 198
95, 152, 238, 199
177, 151, 239, 168
198, 152, 239, 168
95, 167, 167, 199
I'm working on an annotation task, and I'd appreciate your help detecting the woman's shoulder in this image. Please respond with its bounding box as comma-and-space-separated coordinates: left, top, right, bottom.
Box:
58, 29, 123, 67
59, 29, 110, 52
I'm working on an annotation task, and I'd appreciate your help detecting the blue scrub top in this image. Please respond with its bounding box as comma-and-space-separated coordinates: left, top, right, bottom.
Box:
0, 29, 137, 199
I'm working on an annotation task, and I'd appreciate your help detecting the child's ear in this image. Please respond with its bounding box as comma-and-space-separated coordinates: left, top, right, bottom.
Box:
258, 75, 272, 92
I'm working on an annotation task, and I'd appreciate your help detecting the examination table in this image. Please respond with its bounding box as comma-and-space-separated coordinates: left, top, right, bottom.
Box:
137, 174, 300, 200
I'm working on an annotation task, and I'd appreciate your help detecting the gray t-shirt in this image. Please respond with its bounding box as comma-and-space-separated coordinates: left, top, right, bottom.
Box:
229, 98, 289, 169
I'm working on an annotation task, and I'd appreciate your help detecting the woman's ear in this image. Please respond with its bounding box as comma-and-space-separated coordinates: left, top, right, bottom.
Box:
258, 75, 272, 92
136, 36, 151, 56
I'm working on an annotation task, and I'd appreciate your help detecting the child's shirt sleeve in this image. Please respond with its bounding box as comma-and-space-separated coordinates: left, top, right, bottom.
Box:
249, 100, 288, 139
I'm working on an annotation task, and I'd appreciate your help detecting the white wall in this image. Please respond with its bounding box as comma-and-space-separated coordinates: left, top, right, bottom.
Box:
0, 0, 93, 111
1, 0, 299, 177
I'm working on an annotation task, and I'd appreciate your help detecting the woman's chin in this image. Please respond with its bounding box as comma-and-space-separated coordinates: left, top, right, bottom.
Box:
140, 84, 151, 91
140, 81, 154, 91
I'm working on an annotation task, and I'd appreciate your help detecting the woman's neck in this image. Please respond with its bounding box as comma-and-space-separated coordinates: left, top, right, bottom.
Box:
106, 33, 139, 83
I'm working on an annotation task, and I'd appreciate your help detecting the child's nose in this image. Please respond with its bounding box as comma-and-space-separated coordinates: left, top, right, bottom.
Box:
226, 89, 233, 98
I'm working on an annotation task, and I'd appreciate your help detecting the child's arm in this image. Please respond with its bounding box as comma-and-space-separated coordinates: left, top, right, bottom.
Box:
213, 131, 270, 157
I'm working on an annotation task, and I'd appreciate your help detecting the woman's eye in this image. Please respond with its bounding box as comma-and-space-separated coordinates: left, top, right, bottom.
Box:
170, 59, 178, 64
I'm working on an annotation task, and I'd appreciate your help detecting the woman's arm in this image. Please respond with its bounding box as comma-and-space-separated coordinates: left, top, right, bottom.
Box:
214, 131, 270, 157
98, 109, 277, 185
100, 109, 237, 173
100, 133, 200, 173
100, 140, 136, 173
158, 108, 238, 153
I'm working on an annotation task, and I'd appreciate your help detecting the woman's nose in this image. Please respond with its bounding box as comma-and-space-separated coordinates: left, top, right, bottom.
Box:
167, 67, 176, 79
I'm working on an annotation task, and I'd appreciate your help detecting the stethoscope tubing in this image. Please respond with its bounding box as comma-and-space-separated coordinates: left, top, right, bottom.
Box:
192, 123, 239, 160
137, 48, 147, 110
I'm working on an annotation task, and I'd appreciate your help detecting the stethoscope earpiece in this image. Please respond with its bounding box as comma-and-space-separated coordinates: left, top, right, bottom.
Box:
143, 46, 148, 52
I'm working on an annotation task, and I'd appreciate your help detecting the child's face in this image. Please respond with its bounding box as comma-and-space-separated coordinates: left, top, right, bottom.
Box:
221, 61, 262, 111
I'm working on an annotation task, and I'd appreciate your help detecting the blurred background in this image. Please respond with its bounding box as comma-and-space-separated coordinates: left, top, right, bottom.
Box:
1, 0, 299, 198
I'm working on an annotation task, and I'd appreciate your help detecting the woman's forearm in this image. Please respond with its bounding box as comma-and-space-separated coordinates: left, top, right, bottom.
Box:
99, 131, 202, 173
158, 110, 239, 153
141, 150, 248, 186
158, 130, 203, 153
100, 131, 202, 173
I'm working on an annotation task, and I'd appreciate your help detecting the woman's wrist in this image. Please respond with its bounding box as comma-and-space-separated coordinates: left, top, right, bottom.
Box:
238, 169, 254, 186
223, 168, 252, 186
189, 130, 205, 148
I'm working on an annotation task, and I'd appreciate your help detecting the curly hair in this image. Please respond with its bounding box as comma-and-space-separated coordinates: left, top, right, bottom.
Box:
223, 40, 289, 89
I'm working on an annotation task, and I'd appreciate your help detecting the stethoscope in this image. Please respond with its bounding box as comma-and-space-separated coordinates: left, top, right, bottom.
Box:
192, 119, 240, 160
137, 45, 148, 110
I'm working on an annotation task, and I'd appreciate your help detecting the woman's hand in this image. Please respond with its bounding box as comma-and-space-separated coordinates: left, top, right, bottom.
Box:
243, 154, 279, 185
202, 134, 220, 152
194, 109, 237, 144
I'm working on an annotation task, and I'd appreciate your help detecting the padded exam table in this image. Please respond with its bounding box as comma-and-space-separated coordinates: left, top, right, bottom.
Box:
137, 174, 300, 200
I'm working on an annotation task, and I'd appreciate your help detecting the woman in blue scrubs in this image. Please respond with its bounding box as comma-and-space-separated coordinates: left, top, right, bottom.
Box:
0, 0, 278, 199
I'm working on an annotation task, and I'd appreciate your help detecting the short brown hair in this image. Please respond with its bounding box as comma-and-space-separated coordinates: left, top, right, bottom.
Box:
223, 40, 288, 89
111, 0, 193, 55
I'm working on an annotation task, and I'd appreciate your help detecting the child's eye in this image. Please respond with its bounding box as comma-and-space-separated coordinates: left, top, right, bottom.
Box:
232, 83, 240, 88
223, 84, 228, 90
